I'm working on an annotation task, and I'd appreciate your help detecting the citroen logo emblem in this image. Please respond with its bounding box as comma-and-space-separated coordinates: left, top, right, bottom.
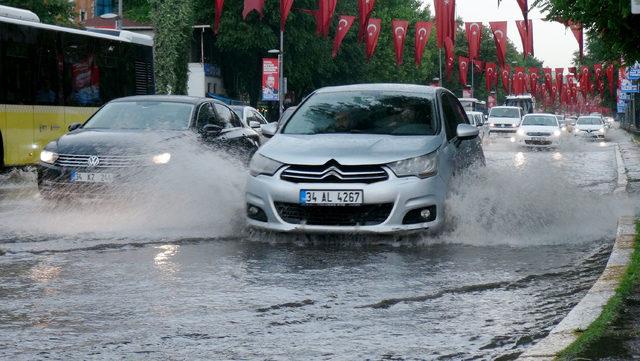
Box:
87, 155, 100, 167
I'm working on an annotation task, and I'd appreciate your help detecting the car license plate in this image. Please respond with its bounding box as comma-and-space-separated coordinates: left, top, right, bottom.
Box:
70, 171, 114, 183
300, 190, 363, 206
531, 136, 546, 141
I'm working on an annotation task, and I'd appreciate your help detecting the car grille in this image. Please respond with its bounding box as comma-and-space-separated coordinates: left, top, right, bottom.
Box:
274, 202, 393, 226
280, 162, 388, 184
526, 132, 552, 136
55, 154, 148, 168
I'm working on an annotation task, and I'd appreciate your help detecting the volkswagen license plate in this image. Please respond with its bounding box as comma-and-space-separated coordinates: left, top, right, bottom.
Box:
300, 190, 363, 206
70, 171, 114, 183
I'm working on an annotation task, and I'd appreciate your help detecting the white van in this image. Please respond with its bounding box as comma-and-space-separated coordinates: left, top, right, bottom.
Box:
488, 106, 522, 133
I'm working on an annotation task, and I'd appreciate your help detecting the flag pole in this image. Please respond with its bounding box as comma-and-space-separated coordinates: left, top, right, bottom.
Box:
471, 61, 475, 97
439, 48, 443, 87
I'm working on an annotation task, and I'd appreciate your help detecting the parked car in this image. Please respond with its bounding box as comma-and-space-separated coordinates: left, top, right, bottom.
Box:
574, 116, 607, 140
487, 106, 522, 134
38, 95, 260, 198
246, 84, 484, 234
515, 113, 562, 148
466, 110, 489, 140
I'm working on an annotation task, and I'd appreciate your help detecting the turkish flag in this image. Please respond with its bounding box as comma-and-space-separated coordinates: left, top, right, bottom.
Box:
543, 68, 553, 91
567, 21, 583, 59
555, 68, 563, 97
529, 67, 539, 95
606, 63, 615, 97
485, 62, 497, 91
489, 22, 508, 66
392, 19, 409, 65
459, 56, 469, 86
517, 0, 528, 25
465, 22, 483, 60
358, 0, 375, 42
500, 65, 511, 94
415, 21, 433, 65
515, 20, 534, 58
568, 66, 576, 75
594, 63, 603, 94
214, 0, 224, 34
365, 18, 382, 61
514, 67, 526, 95
473, 59, 484, 73
332, 15, 355, 58
579, 65, 590, 97
280, 0, 295, 32
435, 0, 456, 48
243, 0, 265, 19
444, 37, 455, 79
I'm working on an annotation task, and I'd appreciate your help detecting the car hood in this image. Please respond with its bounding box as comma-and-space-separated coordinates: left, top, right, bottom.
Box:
259, 134, 442, 165
519, 125, 558, 133
489, 117, 520, 124
575, 124, 603, 131
50, 129, 188, 155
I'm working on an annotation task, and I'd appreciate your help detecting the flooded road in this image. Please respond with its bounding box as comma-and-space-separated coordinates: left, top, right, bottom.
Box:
0, 128, 637, 360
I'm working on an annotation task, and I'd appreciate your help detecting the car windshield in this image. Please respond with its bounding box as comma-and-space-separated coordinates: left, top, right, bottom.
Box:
230, 107, 244, 119
522, 115, 558, 126
490, 108, 520, 118
282, 91, 437, 136
577, 117, 603, 125
84, 101, 194, 130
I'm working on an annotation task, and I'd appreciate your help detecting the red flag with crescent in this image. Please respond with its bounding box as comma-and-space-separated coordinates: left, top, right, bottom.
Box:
280, 0, 294, 32
436, 0, 456, 48
357, 0, 375, 42
414, 21, 433, 65
500, 65, 510, 93
489, 21, 508, 66
543, 68, 553, 91
485, 62, 496, 91
444, 37, 455, 79
365, 18, 381, 61
214, 0, 224, 34
515, 20, 534, 58
243, 0, 265, 19
594, 63, 603, 94
514, 67, 526, 95
579, 65, 590, 97
567, 21, 583, 59
473, 59, 484, 73
459, 56, 469, 86
465, 22, 483, 60
555, 68, 563, 97
392, 19, 409, 65
568, 66, 576, 75
528, 67, 539, 95
332, 15, 355, 58
517, 0, 528, 25
606, 64, 615, 97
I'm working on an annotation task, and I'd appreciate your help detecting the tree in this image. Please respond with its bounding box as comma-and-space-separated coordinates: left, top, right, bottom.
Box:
150, 0, 194, 95
0, 0, 75, 25
534, 0, 640, 63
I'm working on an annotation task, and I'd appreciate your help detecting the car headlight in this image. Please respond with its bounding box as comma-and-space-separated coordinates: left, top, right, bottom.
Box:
249, 153, 284, 177
387, 153, 438, 179
598, 128, 605, 133
516, 129, 525, 136
553, 130, 561, 137
152, 152, 171, 164
489, 123, 495, 127
40, 150, 59, 164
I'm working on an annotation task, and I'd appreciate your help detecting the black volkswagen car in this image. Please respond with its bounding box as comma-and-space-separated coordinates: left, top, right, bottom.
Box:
38, 95, 260, 198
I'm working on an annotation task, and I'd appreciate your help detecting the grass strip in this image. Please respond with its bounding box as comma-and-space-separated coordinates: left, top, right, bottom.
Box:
557, 220, 640, 360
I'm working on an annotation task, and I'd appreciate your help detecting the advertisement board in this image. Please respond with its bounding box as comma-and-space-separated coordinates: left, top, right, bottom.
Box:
262, 58, 279, 101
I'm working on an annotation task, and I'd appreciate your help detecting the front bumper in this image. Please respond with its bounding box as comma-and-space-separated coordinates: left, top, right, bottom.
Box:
575, 130, 605, 139
245, 169, 446, 234
517, 135, 561, 147
489, 124, 518, 133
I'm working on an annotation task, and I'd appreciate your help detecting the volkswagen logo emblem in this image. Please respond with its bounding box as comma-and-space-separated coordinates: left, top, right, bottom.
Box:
87, 155, 100, 167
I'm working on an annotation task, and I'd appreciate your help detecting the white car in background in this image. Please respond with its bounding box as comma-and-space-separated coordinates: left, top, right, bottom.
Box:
488, 106, 522, 134
466, 111, 489, 141
516, 113, 562, 148
574, 116, 607, 140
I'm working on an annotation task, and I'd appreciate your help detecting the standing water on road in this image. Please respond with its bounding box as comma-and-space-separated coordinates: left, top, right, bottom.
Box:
0, 132, 637, 360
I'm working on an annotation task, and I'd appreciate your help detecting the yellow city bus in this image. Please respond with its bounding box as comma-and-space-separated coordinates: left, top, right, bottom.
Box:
0, 6, 154, 169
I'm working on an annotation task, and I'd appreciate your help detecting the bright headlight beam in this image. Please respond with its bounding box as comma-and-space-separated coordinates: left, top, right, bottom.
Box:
40, 150, 58, 164
152, 153, 171, 164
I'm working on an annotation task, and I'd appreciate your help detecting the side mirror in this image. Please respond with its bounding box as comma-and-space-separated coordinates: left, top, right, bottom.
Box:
262, 122, 278, 138
202, 124, 223, 137
68, 123, 82, 131
457, 123, 480, 140
249, 120, 261, 129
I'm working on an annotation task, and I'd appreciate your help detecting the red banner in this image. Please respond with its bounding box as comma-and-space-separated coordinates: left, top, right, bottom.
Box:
485, 62, 497, 91
555, 68, 563, 97
465, 22, 483, 60
473, 59, 484, 73
500, 65, 510, 93
579, 65, 590, 97
459, 56, 469, 86
365, 18, 382, 61
514, 66, 526, 95
392, 19, 409, 65
445, 36, 455, 79
606, 63, 615, 97
515, 20, 534, 58
332, 15, 355, 58
517, 0, 528, 24
262, 58, 279, 101
435, 0, 456, 48
490, 21, 508, 66
543, 68, 553, 91
528, 67, 539, 96
415, 21, 433, 65
358, 0, 375, 42
567, 21, 583, 59
568, 66, 576, 75
214, 0, 224, 34
594, 63, 603, 94
243, 0, 265, 19
280, 0, 294, 31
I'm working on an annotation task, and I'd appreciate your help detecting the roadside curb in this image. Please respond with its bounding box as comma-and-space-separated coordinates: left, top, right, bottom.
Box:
517, 216, 637, 360
614, 143, 628, 194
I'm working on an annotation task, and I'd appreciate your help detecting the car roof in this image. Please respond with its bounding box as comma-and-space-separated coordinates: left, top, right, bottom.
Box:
111, 95, 215, 105
491, 106, 521, 109
523, 113, 556, 117
466, 111, 483, 115
314, 83, 439, 95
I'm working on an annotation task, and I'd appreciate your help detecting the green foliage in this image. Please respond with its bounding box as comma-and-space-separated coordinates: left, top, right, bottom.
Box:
0, 0, 75, 25
150, 0, 194, 95
535, 0, 640, 63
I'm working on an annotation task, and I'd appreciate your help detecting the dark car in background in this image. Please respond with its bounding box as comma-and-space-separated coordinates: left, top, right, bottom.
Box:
38, 95, 260, 198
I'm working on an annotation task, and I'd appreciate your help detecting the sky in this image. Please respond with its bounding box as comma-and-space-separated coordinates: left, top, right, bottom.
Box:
421, 0, 580, 68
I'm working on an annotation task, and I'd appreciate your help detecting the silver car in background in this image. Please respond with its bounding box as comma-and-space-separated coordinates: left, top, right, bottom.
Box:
245, 84, 484, 234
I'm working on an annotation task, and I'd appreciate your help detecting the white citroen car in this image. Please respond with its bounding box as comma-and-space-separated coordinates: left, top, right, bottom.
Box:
515, 113, 562, 148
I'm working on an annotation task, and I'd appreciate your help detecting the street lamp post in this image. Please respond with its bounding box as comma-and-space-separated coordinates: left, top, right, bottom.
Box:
268, 32, 284, 118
